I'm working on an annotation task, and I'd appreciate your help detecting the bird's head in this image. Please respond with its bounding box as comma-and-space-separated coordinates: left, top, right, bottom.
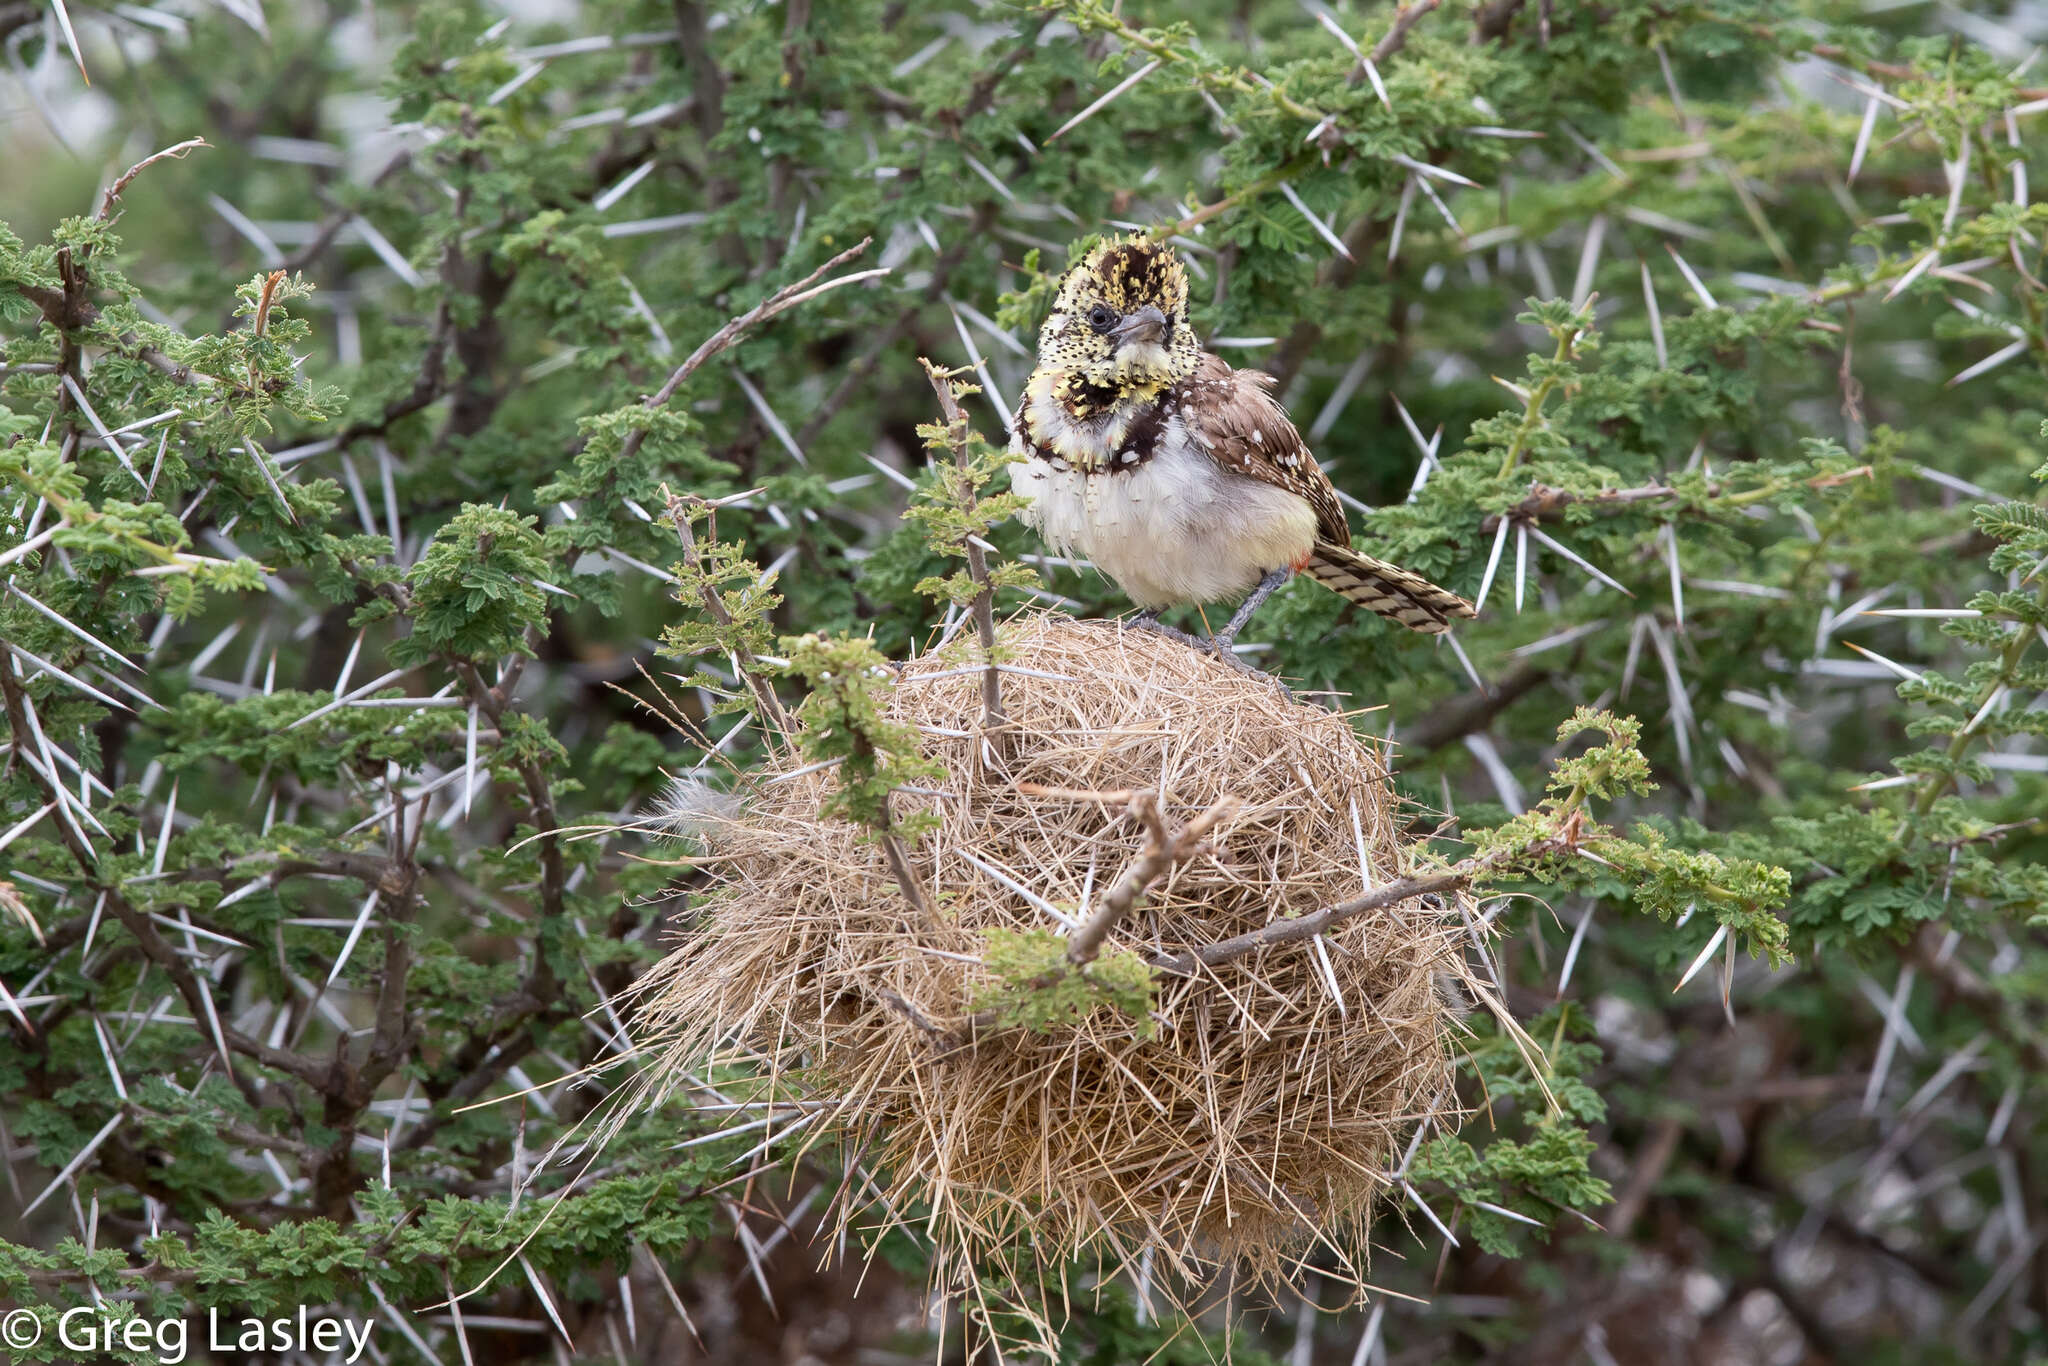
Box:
1033, 235, 1199, 414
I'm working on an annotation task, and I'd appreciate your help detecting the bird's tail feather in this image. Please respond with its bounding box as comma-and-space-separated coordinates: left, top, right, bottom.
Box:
1303, 543, 1476, 635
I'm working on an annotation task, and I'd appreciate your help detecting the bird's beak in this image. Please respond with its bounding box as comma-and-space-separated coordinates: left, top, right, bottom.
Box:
1109, 304, 1167, 347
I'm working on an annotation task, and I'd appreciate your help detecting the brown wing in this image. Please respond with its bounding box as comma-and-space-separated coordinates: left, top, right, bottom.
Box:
1179, 355, 1477, 634
1177, 353, 1350, 547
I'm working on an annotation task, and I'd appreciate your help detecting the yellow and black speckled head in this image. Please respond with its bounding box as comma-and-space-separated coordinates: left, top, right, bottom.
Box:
1031, 235, 1200, 417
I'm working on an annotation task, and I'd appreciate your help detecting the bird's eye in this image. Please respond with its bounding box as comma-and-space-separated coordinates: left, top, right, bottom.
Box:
1086, 304, 1117, 334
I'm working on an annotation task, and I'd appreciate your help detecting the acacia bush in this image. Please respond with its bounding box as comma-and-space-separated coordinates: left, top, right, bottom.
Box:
2, 0, 2046, 1361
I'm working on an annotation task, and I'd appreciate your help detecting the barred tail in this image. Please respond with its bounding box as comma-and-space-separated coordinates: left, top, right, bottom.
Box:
1302, 543, 1477, 635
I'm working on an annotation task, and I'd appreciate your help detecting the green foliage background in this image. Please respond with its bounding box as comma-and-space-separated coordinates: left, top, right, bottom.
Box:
3, 0, 2047, 1360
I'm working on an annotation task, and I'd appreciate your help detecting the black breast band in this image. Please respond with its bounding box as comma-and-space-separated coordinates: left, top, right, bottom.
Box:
1029, 397, 1172, 475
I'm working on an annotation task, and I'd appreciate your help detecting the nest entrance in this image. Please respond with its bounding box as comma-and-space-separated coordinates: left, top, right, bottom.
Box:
632, 614, 1476, 1310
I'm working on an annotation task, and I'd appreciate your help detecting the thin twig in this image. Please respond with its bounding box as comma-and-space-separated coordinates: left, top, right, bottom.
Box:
1156, 159, 1307, 240
97, 138, 208, 221
661, 490, 796, 748
1067, 792, 1240, 968
877, 794, 937, 926
1014, 782, 1139, 804
619, 238, 880, 465
877, 988, 945, 1042
919, 359, 1008, 749
1153, 836, 1568, 974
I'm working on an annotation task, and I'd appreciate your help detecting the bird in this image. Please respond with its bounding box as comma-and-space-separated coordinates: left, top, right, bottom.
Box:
1010, 234, 1476, 664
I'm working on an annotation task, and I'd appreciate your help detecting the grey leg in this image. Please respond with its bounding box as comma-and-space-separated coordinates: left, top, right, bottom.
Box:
1212, 567, 1291, 653
1123, 607, 1205, 650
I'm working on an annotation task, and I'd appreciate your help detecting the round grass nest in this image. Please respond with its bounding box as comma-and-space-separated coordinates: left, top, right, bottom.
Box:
629, 613, 1481, 1302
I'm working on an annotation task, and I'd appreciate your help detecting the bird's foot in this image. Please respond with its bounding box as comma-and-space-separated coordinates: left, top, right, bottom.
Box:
1206, 637, 1295, 700
1122, 609, 1293, 698
1123, 612, 1206, 651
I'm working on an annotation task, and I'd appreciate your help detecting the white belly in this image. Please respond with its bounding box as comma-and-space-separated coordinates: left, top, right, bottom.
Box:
1014, 436, 1317, 609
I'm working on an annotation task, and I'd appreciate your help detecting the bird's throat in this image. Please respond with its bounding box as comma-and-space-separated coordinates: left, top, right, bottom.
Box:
1022, 368, 1170, 473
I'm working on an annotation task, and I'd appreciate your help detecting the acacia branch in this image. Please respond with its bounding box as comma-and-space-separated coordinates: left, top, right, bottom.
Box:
1480, 483, 1681, 531
1370, 0, 1442, 65
358, 788, 423, 1098
1901, 574, 2048, 822
18, 253, 301, 396
958, 16, 1050, 122
329, 253, 460, 449
212, 848, 406, 889
1479, 466, 1873, 531
1800, 39, 2048, 97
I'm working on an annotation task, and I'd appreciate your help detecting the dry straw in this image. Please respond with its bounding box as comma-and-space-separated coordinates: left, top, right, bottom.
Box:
626, 613, 1484, 1314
